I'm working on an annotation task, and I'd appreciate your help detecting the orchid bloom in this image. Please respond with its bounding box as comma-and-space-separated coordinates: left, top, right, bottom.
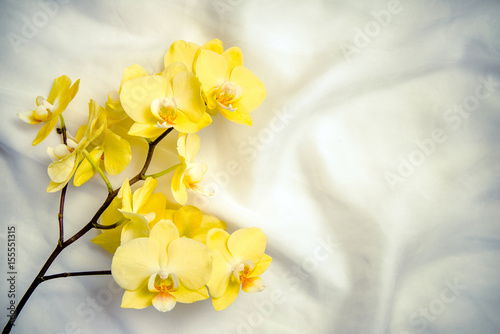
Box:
46, 99, 105, 193
18, 75, 80, 146
73, 125, 132, 187
105, 64, 151, 127
162, 205, 226, 244
119, 63, 211, 138
206, 228, 272, 311
195, 48, 266, 126
163, 39, 266, 125
111, 220, 212, 312
171, 133, 211, 205
91, 177, 167, 253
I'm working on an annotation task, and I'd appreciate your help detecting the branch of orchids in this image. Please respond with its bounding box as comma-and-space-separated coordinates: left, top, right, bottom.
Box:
2, 128, 173, 334
82, 149, 114, 193
132, 127, 174, 183
63, 127, 174, 248
40, 270, 112, 282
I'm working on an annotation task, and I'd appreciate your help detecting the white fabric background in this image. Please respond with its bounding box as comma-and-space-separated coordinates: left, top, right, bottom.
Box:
1, 0, 500, 333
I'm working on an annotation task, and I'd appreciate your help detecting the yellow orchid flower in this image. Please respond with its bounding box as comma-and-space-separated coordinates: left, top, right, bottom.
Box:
91, 178, 161, 246
119, 64, 211, 138
105, 64, 151, 127
91, 177, 166, 253
46, 99, 105, 193
195, 48, 266, 125
18, 75, 80, 146
161, 205, 226, 244
206, 227, 272, 311
111, 220, 212, 312
171, 133, 212, 205
73, 125, 132, 187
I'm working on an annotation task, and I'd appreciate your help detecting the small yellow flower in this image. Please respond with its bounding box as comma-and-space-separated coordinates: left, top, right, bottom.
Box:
91, 177, 166, 253
162, 205, 226, 244
120, 64, 211, 138
171, 133, 211, 205
73, 126, 132, 187
206, 227, 272, 311
111, 220, 212, 312
18, 75, 80, 145
105, 64, 151, 127
195, 48, 266, 125
46, 99, 105, 192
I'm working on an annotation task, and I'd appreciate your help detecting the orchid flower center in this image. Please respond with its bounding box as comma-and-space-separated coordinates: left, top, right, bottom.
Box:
34, 99, 55, 122
231, 260, 255, 283
151, 97, 178, 128
184, 162, 207, 184
216, 81, 243, 112
47, 139, 78, 162
149, 271, 180, 294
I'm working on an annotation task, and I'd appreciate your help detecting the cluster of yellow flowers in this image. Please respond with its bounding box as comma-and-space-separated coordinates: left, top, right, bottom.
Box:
18, 39, 270, 312
97, 177, 271, 311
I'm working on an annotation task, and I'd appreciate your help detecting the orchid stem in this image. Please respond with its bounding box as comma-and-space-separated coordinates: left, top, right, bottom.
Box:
57, 186, 67, 247
59, 114, 67, 144
58, 117, 68, 247
83, 150, 114, 194
41, 270, 112, 282
143, 163, 180, 179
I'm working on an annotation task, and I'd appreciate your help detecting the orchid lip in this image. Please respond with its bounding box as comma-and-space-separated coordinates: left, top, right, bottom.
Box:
155, 121, 174, 128
42, 99, 55, 112
151, 97, 178, 126
217, 100, 237, 112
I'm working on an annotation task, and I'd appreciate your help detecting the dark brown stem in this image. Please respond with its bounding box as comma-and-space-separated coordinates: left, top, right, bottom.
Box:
41, 270, 112, 282
2, 129, 173, 334
93, 218, 127, 230
129, 128, 173, 185
58, 123, 68, 247
61, 124, 68, 146
57, 185, 67, 247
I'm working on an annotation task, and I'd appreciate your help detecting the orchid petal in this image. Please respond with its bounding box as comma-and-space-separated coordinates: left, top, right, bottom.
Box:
103, 129, 131, 175
195, 49, 227, 95
227, 228, 266, 265
222, 47, 244, 75
207, 249, 231, 298
173, 205, 203, 238
132, 177, 158, 213
242, 276, 266, 293
128, 122, 167, 138
169, 285, 209, 304
111, 238, 161, 291
121, 280, 155, 309
73, 147, 104, 187
206, 228, 232, 263
172, 71, 205, 122
250, 254, 272, 278
164, 40, 201, 70
166, 237, 212, 290
212, 276, 241, 311
120, 75, 167, 124
230, 66, 266, 114
152, 292, 176, 312
149, 220, 179, 268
